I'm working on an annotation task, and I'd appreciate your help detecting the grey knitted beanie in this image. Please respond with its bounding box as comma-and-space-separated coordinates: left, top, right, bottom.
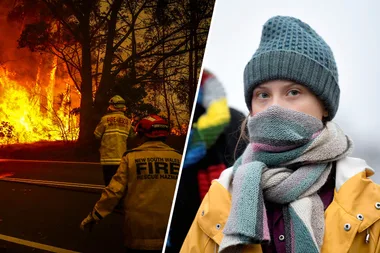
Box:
244, 16, 340, 120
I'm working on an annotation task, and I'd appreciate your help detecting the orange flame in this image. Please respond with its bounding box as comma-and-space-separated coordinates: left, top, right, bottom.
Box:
0, 65, 79, 145
170, 123, 188, 136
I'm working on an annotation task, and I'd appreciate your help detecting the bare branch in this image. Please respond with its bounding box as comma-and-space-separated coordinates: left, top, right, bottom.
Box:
40, 0, 80, 41
112, 1, 147, 52
133, 39, 189, 83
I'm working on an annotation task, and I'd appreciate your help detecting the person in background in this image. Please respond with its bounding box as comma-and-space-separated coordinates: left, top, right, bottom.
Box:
166, 70, 248, 252
81, 114, 182, 253
94, 95, 133, 186
181, 16, 380, 252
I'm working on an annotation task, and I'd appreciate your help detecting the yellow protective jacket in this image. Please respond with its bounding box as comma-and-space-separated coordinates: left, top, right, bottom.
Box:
94, 111, 132, 165
93, 140, 182, 250
181, 157, 380, 253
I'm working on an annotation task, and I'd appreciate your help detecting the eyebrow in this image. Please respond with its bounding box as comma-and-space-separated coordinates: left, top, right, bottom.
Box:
256, 81, 302, 89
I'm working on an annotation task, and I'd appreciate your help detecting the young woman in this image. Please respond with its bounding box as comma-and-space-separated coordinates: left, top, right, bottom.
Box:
180, 16, 380, 253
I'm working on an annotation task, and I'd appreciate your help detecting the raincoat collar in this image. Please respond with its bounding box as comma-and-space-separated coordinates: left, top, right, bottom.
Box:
334, 157, 380, 233
201, 157, 380, 245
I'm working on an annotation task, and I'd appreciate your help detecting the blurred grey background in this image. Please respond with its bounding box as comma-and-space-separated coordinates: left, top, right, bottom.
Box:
201, 0, 380, 183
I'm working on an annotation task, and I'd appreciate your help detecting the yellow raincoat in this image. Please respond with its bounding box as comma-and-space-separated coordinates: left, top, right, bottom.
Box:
94, 111, 132, 165
181, 157, 380, 253
93, 141, 182, 250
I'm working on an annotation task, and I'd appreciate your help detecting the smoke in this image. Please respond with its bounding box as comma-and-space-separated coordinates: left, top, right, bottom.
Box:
0, 0, 39, 86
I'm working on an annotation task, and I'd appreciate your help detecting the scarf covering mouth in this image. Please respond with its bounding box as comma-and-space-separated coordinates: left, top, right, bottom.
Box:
219, 105, 353, 253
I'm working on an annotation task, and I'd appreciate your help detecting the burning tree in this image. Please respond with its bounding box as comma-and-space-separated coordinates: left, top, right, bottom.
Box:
5, 0, 213, 144
0, 121, 15, 144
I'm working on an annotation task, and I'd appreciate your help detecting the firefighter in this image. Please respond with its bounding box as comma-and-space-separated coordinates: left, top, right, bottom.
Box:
94, 95, 133, 186
81, 115, 182, 253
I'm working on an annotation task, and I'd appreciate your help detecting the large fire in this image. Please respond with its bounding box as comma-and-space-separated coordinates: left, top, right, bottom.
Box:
0, 2, 80, 145
0, 62, 80, 145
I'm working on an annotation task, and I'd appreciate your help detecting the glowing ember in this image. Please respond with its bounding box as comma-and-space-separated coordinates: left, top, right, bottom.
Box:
0, 67, 79, 144
170, 123, 188, 136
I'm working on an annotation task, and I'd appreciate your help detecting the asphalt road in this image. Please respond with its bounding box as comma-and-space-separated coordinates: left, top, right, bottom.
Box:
0, 160, 126, 253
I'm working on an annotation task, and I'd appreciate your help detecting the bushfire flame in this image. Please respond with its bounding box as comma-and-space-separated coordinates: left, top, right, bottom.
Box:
0, 66, 79, 145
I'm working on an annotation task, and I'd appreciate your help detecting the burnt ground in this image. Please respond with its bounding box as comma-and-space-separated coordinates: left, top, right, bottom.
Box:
0, 135, 187, 162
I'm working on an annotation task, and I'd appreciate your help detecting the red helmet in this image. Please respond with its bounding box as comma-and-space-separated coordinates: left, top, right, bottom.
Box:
135, 115, 169, 138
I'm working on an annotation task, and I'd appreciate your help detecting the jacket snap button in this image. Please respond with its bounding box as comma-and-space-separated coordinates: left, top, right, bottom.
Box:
216, 224, 221, 230
376, 202, 380, 209
201, 210, 205, 216
279, 235, 285, 241
344, 223, 351, 231
357, 214, 364, 221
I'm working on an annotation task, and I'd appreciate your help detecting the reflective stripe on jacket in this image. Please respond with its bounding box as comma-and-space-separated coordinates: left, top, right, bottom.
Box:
94, 111, 132, 165
94, 141, 182, 250
181, 157, 380, 253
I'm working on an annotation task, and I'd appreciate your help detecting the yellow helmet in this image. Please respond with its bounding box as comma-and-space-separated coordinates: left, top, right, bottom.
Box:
108, 95, 125, 109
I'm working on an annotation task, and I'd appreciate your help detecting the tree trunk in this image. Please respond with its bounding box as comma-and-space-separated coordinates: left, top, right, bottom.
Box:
93, 0, 123, 128
77, 11, 94, 145
169, 93, 182, 133
188, 0, 198, 114
188, 31, 195, 114
161, 28, 171, 129
193, 22, 200, 98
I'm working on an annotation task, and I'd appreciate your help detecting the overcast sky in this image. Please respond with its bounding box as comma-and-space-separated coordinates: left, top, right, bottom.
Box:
201, 0, 380, 183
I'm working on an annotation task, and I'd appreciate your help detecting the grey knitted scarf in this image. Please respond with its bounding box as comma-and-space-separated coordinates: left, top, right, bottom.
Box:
219, 106, 353, 253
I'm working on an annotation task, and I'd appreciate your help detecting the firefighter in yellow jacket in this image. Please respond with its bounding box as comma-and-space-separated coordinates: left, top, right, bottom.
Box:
94, 95, 133, 186
81, 115, 182, 253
